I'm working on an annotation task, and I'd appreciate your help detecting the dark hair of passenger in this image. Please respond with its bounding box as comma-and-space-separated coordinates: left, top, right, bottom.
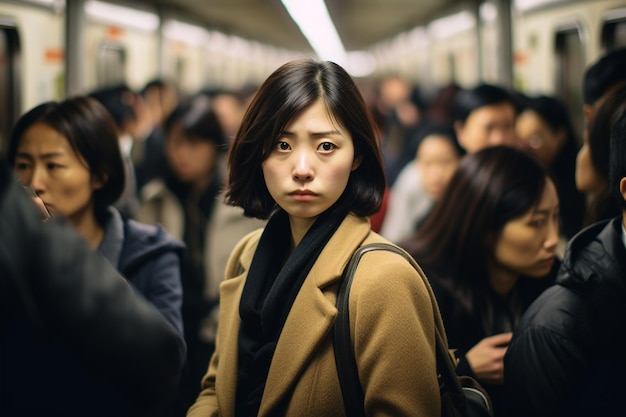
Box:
609, 100, 626, 211
89, 84, 137, 131
415, 122, 465, 157
585, 84, 626, 224
401, 145, 549, 313
453, 83, 518, 124
522, 95, 583, 237
164, 95, 227, 149
7, 96, 125, 223
225, 58, 386, 219
583, 48, 626, 105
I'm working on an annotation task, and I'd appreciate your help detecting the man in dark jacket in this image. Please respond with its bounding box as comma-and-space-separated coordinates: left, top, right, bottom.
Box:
503, 99, 626, 416
0, 159, 185, 416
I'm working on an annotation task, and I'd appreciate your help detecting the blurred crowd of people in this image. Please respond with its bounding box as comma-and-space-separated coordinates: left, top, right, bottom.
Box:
2, 47, 626, 417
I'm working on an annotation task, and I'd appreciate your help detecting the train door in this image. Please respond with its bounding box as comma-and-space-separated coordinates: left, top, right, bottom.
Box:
601, 9, 626, 52
554, 23, 585, 144
0, 19, 21, 156
96, 43, 126, 88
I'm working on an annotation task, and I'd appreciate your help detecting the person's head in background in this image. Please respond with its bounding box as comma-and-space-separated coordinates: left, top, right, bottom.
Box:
7, 97, 125, 240
142, 79, 179, 128
164, 95, 227, 192
89, 84, 153, 143
516, 95, 585, 240
583, 48, 626, 126
414, 123, 465, 201
453, 83, 519, 153
577, 84, 626, 225
609, 100, 626, 222
209, 86, 258, 144
516, 95, 578, 167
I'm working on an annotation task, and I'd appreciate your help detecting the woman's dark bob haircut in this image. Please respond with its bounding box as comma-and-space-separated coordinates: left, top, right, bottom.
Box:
7, 96, 125, 223
225, 58, 385, 219
403, 145, 552, 297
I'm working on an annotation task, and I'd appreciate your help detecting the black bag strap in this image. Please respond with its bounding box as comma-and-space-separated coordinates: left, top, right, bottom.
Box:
333, 242, 465, 416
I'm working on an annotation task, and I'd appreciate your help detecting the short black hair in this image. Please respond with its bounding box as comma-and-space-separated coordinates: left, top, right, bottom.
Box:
226, 58, 385, 219
453, 83, 518, 123
583, 48, 626, 105
164, 95, 227, 149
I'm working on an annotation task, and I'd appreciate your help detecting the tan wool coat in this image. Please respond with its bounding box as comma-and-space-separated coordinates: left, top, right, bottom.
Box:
187, 214, 443, 417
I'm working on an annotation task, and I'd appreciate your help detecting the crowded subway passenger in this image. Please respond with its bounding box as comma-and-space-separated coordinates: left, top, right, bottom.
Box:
2, 1, 626, 416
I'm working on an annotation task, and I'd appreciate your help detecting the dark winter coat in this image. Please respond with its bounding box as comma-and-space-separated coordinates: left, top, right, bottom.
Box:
504, 217, 626, 417
0, 161, 185, 417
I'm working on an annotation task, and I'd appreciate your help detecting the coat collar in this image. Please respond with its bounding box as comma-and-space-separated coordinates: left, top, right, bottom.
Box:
218, 214, 372, 416
261, 213, 372, 415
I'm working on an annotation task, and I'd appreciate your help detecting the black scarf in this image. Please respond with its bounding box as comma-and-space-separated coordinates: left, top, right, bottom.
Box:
235, 205, 347, 417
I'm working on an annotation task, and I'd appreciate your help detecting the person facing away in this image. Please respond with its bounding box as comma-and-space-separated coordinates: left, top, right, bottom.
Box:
576, 48, 626, 226
399, 145, 560, 417
137, 94, 266, 411
7, 97, 186, 350
0, 158, 185, 417
516, 95, 586, 241
503, 93, 626, 417
576, 84, 626, 226
187, 58, 443, 417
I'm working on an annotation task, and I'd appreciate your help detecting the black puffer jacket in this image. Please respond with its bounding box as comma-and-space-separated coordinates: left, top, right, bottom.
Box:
0, 161, 185, 417
504, 217, 626, 417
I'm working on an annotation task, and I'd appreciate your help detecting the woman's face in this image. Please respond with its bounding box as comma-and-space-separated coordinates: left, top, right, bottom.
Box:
491, 179, 559, 280
262, 99, 357, 230
516, 110, 566, 166
13, 122, 101, 222
166, 123, 218, 187
416, 135, 461, 200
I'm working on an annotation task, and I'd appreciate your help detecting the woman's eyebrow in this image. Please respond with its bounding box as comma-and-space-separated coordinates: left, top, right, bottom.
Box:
280, 129, 342, 137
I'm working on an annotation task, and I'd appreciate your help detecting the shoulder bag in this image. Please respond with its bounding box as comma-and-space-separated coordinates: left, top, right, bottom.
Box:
333, 243, 493, 417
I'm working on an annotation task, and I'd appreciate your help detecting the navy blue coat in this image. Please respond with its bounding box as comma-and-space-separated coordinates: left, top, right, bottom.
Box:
98, 208, 186, 339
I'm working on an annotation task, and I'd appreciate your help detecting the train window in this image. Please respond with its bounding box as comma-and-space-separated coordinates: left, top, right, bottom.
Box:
0, 21, 21, 157
96, 43, 126, 88
601, 12, 626, 52
554, 25, 585, 143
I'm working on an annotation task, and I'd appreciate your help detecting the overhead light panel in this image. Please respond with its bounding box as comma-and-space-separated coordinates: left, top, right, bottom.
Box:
85, 0, 159, 32
281, 0, 347, 66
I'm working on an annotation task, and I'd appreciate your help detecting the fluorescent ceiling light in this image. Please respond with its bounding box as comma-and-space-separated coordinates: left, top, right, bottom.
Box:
428, 11, 475, 39
163, 19, 209, 46
85, 1, 159, 32
281, 0, 347, 66
514, 0, 563, 12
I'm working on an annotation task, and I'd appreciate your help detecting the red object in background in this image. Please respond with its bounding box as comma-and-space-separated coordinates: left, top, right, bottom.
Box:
369, 186, 389, 233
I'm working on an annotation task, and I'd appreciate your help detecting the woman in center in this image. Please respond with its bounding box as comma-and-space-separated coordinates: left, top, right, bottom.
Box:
187, 59, 442, 416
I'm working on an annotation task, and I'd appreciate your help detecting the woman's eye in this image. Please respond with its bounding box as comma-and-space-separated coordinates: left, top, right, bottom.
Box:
14, 162, 30, 171
318, 142, 336, 152
47, 162, 61, 170
276, 141, 290, 151
530, 219, 546, 228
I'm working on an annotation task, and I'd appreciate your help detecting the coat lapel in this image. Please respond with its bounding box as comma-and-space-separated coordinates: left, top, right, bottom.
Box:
258, 214, 371, 415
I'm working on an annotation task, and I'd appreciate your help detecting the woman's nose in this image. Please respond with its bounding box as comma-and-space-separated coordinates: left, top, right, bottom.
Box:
29, 168, 46, 194
293, 150, 314, 181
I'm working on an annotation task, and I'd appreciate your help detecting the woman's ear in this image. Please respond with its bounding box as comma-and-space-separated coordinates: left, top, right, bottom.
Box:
352, 155, 362, 171
620, 177, 626, 204
91, 173, 108, 190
